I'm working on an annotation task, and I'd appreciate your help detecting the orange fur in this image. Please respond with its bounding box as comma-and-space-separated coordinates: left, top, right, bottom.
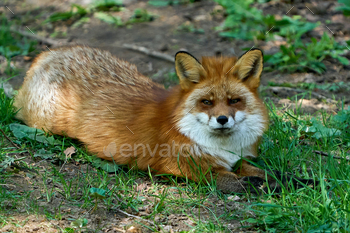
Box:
14, 46, 270, 193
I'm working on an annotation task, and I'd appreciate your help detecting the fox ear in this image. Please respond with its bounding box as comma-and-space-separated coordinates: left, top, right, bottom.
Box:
175, 51, 205, 90
231, 49, 263, 90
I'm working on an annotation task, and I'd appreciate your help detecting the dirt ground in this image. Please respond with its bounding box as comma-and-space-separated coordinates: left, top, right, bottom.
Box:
1, 155, 252, 232
1, 0, 350, 232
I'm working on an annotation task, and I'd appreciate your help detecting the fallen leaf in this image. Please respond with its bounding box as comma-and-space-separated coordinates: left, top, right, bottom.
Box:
227, 195, 241, 201
64, 146, 76, 158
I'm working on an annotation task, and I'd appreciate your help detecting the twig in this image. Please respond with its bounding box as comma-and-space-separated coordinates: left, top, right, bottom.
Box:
115, 208, 156, 227
122, 43, 174, 63
59, 160, 67, 173
10, 27, 67, 46
313, 150, 350, 161
114, 228, 126, 233
264, 86, 337, 104
0, 128, 20, 149
0, 184, 16, 187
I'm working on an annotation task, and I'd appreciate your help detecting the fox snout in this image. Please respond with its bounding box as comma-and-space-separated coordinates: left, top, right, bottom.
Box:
208, 115, 235, 130
216, 115, 228, 125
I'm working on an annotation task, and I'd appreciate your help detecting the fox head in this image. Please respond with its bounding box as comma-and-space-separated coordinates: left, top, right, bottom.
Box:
174, 49, 268, 151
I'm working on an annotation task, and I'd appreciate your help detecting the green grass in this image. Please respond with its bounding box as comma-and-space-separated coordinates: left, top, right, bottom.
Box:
337, 0, 350, 16
215, 0, 350, 74
45, 2, 155, 27
1, 2, 350, 230
45, 4, 88, 23
44, 0, 123, 25
0, 16, 37, 76
268, 81, 350, 93
127, 8, 156, 24
265, 32, 350, 74
252, 100, 350, 232
214, 0, 318, 41
177, 22, 204, 34
1, 83, 350, 231
93, 0, 123, 12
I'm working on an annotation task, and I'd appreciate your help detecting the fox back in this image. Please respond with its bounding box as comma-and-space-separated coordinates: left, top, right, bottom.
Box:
14, 46, 268, 185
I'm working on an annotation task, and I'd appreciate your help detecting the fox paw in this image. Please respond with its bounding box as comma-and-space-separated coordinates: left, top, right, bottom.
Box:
217, 175, 267, 194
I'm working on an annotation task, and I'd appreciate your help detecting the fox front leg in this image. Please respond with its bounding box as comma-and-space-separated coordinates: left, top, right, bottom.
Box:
215, 161, 277, 194
215, 171, 270, 194
216, 161, 318, 194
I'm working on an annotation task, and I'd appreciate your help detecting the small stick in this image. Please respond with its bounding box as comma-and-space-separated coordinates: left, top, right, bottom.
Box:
264, 86, 337, 104
0, 128, 20, 149
114, 228, 126, 233
122, 43, 174, 63
313, 150, 350, 161
59, 160, 67, 173
0, 184, 16, 187
10, 27, 67, 46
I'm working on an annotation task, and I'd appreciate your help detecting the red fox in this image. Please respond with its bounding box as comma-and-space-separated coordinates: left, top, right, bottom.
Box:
14, 46, 280, 193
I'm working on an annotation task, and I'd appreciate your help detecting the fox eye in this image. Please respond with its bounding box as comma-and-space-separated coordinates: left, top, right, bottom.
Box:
202, 99, 213, 105
229, 98, 240, 104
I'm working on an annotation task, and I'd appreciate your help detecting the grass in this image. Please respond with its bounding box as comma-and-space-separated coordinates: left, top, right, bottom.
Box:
215, 0, 350, 74
177, 22, 204, 34
337, 0, 350, 16
268, 81, 350, 93
214, 0, 319, 41
1, 82, 350, 231
45, 2, 155, 28
0, 16, 37, 76
45, 4, 88, 23
1, 1, 350, 231
93, 8, 156, 27
265, 32, 350, 74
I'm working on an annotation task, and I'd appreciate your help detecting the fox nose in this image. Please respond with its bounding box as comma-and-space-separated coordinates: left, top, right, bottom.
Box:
217, 115, 228, 125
